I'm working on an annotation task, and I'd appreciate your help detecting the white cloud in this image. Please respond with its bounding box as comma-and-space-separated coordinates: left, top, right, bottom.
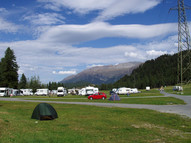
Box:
37, 0, 161, 21
126, 52, 138, 58
39, 22, 177, 44
0, 33, 178, 83
0, 17, 20, 33
23, 13, 65, 25
146, 50, 167, 57
0, 8, 7, 12
0, 20, 179, 83
53, 70, 77, 75
87, 64, 104, 68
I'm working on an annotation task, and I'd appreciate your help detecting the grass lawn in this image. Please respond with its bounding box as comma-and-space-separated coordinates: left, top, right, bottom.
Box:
164, 84, 191, 95
0, 101, 191, 143
29, 97, 185, 105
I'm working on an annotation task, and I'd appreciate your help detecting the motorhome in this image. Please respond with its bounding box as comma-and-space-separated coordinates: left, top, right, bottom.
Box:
116, 87, 131, 95
130, 88, 140, 93
35, 89, 49, 96
78, 88, 86, 96
78, 86, 99, 96
20, 89, 33, 96
57, 87, 67, 97
0, 87, 13, 97
173, 86, 183, 91
85, 86, 98, 96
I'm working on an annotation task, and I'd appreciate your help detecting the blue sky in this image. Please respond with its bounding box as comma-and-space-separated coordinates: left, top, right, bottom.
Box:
0, 0, 191, 83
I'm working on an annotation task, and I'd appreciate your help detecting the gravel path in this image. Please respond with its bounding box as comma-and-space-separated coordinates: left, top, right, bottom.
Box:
0, 91, 191, 118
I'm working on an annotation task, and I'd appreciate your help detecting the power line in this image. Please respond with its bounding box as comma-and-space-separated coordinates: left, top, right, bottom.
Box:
170, 0, 191, 87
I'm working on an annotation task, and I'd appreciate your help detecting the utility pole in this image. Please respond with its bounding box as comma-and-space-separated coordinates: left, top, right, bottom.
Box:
170, 0, 191, 86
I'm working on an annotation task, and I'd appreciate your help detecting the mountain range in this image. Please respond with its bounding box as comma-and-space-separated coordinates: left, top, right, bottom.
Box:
61, 62, 142, 85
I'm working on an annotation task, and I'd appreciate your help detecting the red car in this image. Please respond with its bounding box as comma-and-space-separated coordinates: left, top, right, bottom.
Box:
88, 92, 107, 100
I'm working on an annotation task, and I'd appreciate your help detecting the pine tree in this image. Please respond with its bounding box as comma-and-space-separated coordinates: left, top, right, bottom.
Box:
0, 47, 19, 88
19, 73, 27, 89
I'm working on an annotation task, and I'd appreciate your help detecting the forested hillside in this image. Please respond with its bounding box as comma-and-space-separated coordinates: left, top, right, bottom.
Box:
114, 53, 178, 89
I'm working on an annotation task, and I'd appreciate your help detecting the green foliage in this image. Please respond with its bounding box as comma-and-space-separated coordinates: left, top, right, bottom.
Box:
28, 76, 42, 93
48, 82, 65, 90
0, 47, 19, 88
114, 54, 178, 89
64, 81, 91, 89
18, 73, 27, 89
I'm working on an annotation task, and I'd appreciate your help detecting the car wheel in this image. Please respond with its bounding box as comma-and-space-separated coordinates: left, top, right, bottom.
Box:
102, 97, 105, 100
90, 97, 93, 100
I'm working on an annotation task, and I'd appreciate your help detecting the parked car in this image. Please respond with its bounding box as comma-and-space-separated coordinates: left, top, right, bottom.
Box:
88, 92, 107, 100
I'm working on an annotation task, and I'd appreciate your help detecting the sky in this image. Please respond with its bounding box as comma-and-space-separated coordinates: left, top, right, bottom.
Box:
0, 0, 191, 83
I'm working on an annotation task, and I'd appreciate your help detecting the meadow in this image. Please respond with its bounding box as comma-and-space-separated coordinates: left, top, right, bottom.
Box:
0, 101, 191, 143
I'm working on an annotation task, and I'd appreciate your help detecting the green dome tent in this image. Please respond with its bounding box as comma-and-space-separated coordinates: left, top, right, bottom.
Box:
31, 103, 58, 120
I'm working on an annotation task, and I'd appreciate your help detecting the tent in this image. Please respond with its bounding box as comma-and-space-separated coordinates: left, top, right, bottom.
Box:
31, 103, 58, 120
108, 93, 120, 101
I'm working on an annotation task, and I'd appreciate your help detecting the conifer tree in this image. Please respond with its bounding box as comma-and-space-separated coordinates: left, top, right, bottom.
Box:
0, 47, 19, 88
19, 73, 27, 89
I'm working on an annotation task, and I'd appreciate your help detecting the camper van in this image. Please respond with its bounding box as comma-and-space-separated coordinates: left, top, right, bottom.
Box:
130, 88, 140, 93
35, 89, 49, 96
20, 89, 33, 96
173, 86, 183, 91
146, 86, 150, 91
86, 86, 98, 95
116, 87, 131, 95
57, 87, 67, 97
0, 87, 13, 97
78, 86, 99, 96
78, 88, 86, 96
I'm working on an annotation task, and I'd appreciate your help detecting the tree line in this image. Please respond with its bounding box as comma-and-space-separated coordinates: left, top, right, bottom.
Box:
0, 47, 64, 92
98, 53, 181, 90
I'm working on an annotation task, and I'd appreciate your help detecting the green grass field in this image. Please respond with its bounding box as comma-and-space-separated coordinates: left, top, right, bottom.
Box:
29, 97, 185, 105
0, 101, 191, 143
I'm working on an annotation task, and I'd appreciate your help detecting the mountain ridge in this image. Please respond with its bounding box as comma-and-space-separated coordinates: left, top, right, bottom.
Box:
61, 62, 142, 85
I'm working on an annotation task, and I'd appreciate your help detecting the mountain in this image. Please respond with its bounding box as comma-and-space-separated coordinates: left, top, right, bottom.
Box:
61, 62, 142, 85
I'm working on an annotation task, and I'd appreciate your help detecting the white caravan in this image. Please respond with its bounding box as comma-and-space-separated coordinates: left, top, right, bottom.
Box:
86, 86, 99, 96
0, 87, 13, 97
79, 86, 99, 96
130, 88, 140, 93
116, 87, 131, 95
20, 89, 33, 96
35, 89, 49, 96
57, 87, 67, 96
146, 86, 150, 91
78, 88, 86, 96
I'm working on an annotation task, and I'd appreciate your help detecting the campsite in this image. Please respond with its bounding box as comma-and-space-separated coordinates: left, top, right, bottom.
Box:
1, 0, 191, 142
0, 97, 191, 143
0, 86, 191, 142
